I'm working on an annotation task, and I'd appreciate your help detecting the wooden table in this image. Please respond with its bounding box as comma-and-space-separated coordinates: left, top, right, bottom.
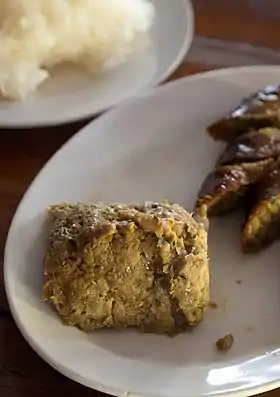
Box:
1, 1, 280, 396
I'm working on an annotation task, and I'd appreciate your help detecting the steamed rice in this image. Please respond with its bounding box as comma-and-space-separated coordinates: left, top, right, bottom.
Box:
0, 0, 154, 100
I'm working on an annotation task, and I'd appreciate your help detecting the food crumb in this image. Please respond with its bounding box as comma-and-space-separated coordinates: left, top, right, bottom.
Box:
209, 301, 218, 309
216, 334, 234, 351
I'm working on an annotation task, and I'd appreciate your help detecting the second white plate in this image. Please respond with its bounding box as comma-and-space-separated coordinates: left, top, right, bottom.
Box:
0, 0, 193, 128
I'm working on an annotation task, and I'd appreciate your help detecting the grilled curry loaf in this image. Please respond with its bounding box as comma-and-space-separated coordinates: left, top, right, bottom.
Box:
43, 201, 209, 336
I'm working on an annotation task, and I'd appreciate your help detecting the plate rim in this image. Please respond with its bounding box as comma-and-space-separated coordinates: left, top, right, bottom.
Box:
0, 0, 194, 129
5, 64, 280, 397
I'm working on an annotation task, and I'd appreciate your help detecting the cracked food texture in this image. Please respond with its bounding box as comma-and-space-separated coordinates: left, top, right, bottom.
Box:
43, 201, 209, 336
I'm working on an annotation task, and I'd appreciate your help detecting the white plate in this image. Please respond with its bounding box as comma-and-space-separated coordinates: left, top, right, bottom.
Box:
5, 65, 280, 397
0, 0, 193, 129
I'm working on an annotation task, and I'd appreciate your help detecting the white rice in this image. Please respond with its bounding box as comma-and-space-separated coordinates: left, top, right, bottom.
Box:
0, 0, 154, 100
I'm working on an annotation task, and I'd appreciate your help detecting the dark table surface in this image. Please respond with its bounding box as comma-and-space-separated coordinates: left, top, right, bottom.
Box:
2, 1, 280, 396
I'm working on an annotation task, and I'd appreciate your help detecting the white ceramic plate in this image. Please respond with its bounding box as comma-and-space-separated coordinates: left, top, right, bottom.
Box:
5, 65, 280, 397
0, 0, 193, 129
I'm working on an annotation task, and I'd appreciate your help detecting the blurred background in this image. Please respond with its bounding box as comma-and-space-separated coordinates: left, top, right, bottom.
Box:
187, 0, 280, 69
